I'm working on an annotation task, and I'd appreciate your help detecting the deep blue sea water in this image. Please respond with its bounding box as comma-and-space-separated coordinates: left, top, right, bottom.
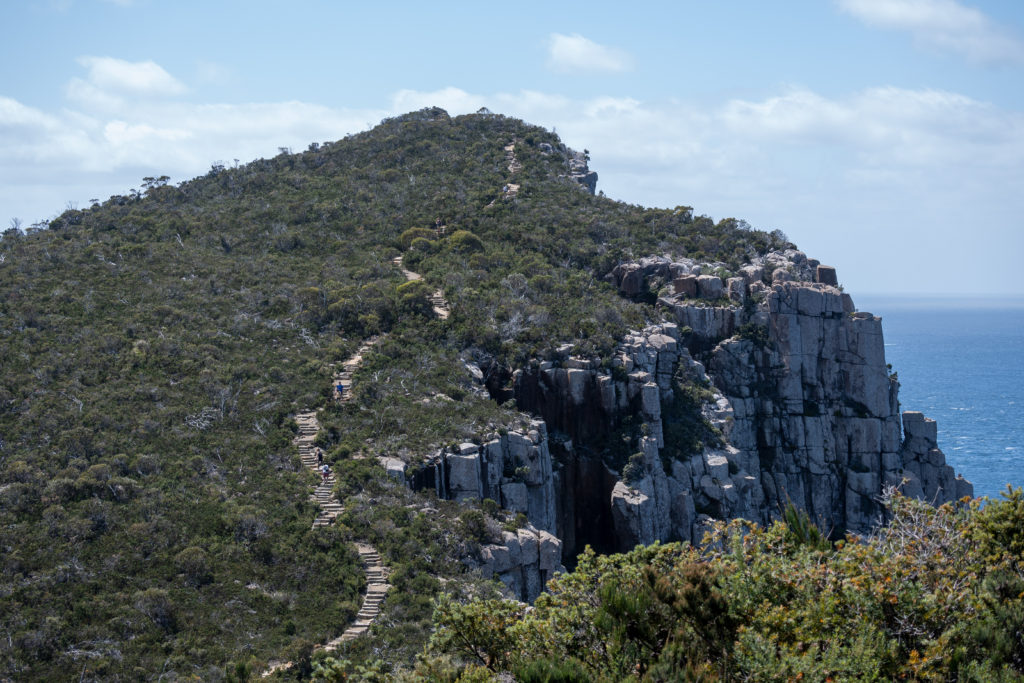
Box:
857, 296, 1024, 500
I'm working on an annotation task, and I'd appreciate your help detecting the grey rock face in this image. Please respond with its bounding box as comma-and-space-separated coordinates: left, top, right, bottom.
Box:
697, 275, 725, 299
899, 411, 973, 502
551, 252, 971, 550
815, 265, 839, 286
566, 149, 598, 194
698, 279, 972, 536
446, 452, 483, 501
413, 248, 973, 602
478, 524, 565, 602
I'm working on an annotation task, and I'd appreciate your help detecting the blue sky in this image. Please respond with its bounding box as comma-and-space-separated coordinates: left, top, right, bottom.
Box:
3, 0, 1024, 296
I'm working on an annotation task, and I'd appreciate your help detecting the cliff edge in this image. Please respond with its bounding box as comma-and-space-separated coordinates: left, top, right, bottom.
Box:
412, 248, 973, 569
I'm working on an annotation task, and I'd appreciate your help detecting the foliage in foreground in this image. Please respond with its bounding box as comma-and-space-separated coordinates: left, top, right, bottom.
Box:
422, 490, 1024, 682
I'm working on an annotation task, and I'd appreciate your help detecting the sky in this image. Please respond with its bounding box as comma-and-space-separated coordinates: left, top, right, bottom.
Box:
2, 0, 1024, 297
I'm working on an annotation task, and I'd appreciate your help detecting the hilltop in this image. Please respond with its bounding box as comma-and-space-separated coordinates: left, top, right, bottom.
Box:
0, 108, 781, 678
1, 108, 1016, 682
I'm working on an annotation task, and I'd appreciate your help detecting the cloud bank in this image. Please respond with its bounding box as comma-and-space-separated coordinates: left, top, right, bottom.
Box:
2, 56, 1023, 293
837, 0, 1024, 64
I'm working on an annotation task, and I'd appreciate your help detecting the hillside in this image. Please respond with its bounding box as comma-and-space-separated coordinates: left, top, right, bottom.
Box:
0, 109, 779, 679
1, 108, 1013, 682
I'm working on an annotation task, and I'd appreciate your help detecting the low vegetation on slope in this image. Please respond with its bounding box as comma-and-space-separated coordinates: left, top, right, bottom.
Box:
424, 491, 1024, 682
0, 109, 782, 679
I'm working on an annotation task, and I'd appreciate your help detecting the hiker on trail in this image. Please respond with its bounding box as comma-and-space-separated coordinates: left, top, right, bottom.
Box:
336, 382, 344, 397
316, 448, 324, 466
321, 463, 330, 481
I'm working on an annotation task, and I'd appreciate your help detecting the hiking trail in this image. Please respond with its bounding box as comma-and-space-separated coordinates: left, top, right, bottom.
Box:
262, 341, 390, 677
393, 255, 450, 319
266, 254, 453, 674
503, 139, 521, 199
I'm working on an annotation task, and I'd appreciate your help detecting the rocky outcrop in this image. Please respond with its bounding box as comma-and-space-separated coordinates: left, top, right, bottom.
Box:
405, 248, 972, 598
566, 149, 598, 194
475, 525, 563, 603
513, 323, 700, 553
400, 421, 559, 537
899, 411, 974, 503
386, 422, 566, 602
606, 249, 821, 304
597, 251, 972, 548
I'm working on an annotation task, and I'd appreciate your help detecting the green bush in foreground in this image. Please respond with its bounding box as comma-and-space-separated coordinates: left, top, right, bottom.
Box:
424, 490, 1024, 682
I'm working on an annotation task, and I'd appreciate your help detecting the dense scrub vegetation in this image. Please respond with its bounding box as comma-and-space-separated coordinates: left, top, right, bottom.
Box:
1, 108, 787, 679
422, 490, 1024, 682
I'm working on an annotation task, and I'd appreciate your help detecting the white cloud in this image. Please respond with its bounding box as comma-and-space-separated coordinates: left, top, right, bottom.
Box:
0, 93, 389, 218
76, 56, 186, 97
393, 85, 1024, 177
392, 87, 487, 115
837, 0, 1024, 65
65, 77, 125, 111
546, 33, 634, 74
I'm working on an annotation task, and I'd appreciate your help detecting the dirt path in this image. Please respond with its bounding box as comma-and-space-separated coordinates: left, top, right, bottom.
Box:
332, 337, 381, 402
393, 255, 450, 319
486, 139, 520, 207
503, 140, 521, 198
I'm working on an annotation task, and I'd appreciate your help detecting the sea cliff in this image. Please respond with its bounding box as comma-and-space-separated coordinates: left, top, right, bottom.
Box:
400, 248, 972, 578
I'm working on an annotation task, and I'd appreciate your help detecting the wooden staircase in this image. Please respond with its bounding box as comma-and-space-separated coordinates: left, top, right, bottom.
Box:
332, 337, 380, 403
325, 544, 390, 648
294, 411, 341, 529
392, 255, 450, 319
262, 339, 392, 677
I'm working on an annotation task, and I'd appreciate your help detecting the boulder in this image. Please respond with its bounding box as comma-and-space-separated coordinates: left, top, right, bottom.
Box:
696, 275, 725, 299
704, 453, 729, 481
614, 263, 645, 297
673, 275, 698, 297
538, 530, 562, 571
481, 544, 513, 575
518, 528, 539, 566
815, 265, 838, 286
726, 277, 746, 303
447, 452, 481, 500
378, 456, 405, 483
739, 264, 764, 284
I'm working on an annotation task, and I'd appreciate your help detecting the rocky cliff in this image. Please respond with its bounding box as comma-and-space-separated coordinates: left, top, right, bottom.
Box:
398, 248, 972, 591
389, 421, 564, 602
600, 250, 972, 548
566, 149, 598, 194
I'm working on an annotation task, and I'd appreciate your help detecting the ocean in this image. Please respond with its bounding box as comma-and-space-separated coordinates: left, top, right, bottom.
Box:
857, 296, 1024, 500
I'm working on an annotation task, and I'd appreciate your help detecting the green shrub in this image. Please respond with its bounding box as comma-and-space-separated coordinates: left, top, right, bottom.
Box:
399, 226, 435, 250
446, 230, 484, 253
621, 453, 645, 485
